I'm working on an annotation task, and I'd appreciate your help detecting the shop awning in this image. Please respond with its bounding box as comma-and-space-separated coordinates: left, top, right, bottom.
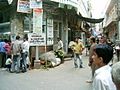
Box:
56, 7, 104, 23
74, 12, 104, 23
78, 15, 104, 23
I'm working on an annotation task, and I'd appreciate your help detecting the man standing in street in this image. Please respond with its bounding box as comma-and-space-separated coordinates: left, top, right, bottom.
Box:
57, 37, 63, 50
21, 36, 29, 72
86, 36, 97, 83
73, 37, 84, 68
0, 39, 7, 68
92, 44, 116, 90
11, 35, 21, 73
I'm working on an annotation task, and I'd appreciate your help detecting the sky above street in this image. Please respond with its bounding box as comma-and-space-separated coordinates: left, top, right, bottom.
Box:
91, 0, 111, 18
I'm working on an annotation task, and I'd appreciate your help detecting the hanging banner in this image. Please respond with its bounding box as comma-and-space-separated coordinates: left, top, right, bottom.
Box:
17, 0, 31, 13
28, 33, 46, 46
47, 19, 54, 45
33, 8, 43, 34
30, 0, 42, 8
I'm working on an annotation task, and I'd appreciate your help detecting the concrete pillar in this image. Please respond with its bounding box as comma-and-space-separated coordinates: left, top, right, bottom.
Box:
63, 16, 68, 53
10, 16, 24, 37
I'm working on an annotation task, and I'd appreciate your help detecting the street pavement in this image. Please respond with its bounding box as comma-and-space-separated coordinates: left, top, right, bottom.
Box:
0, 50, 93, 90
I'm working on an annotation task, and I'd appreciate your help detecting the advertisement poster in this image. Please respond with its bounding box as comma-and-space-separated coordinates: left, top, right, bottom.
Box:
33, 8, 43, 34
47, 19, 53, 45
30, 0, 42, 8
17, 0, 31, 13
28, 33, 46, 46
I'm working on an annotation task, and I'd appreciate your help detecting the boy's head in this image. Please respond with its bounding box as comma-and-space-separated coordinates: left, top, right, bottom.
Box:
74, 37, 79, 42
92, 44, 113, 66
57, 37, 60, 41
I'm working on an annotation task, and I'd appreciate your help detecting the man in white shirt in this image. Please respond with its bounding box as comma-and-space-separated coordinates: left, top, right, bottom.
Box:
92, 44, 116, 90
57, 37, 63, 50
21, 37, 29, 72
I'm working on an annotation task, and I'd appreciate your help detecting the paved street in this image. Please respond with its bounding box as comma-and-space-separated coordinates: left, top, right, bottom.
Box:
0, 51, 93, 90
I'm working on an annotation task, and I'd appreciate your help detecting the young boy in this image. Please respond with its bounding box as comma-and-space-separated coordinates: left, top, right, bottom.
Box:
92, 44, 116, 90
5, 55, 12, 72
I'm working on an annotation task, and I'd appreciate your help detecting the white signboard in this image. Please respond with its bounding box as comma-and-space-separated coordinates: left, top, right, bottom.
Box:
47, 27, 53, 45
47, 19, 53, 45
17, 0, 31, 13
30, 0, 42, 8
33, 8, 43, 34
28, 33, 46, 46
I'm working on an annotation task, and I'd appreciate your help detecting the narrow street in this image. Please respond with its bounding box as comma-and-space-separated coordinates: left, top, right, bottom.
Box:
0, 51, 93, 90
0, 0, 119, 90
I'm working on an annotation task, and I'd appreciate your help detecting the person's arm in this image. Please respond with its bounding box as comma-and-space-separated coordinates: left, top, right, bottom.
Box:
88, 45, 95, 66
81, 43, 85, 51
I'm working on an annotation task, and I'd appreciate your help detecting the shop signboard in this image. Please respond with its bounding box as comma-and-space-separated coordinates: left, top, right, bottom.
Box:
17, 0, 31, 13
30, 0, 42, 8
31, 0, 43, 60
28, 33, 46, 46
33, 8, 43, 34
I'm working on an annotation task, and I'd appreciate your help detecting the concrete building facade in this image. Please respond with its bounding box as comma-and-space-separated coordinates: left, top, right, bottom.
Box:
0, 0, 91, 63
103, 0, 120, 42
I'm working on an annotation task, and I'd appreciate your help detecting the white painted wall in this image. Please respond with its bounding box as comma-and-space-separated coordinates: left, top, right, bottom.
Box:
78, 0, 89, 17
